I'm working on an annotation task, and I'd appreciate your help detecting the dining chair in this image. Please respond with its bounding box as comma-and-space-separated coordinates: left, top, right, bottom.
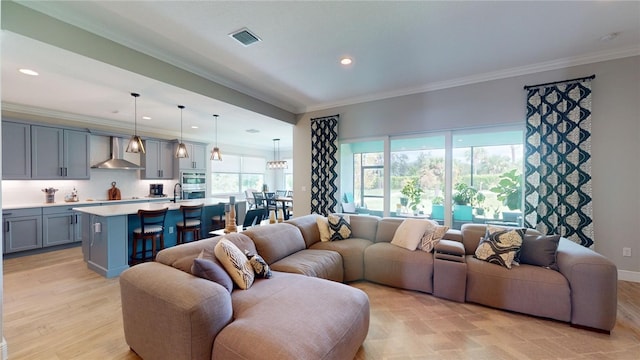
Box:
275, 190, 287, 198
245, 189, 257, 209
242, 208, 265, 228
252, 192, 266, 208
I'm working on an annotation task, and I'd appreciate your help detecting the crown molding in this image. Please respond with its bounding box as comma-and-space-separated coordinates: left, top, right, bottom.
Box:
301, 45, 640, 114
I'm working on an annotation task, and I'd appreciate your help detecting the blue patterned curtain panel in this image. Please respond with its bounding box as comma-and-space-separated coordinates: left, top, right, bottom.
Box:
310, 115, 339, 216
524, 79, 594, 248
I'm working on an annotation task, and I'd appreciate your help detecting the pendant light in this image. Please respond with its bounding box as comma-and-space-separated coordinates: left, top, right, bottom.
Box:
266, 138, 287, 169
125, 92, 145, 153
175, 105, 189, 158
210, 114, 222, 161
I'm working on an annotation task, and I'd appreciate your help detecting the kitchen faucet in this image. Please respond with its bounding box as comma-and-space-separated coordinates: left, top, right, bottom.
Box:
172, 183, 182, 203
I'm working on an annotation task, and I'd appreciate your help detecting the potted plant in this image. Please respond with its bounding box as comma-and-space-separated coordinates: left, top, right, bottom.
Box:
490, 169, 522, 211
400, 178, 424, 214
452, 183, 484, 221
430, 196, 444, 220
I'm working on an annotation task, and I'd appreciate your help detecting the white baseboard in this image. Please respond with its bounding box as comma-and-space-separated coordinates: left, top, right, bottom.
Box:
618, 270, 640, 283
0, 337, 7, 360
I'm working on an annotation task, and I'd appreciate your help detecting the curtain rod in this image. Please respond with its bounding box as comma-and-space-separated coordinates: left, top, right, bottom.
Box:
523, 74, 595, 90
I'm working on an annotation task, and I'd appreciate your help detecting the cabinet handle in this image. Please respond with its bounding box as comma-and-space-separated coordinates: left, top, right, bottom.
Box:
3, 212, 12, 216
64, 167, 68, 177
5, 221, 9, 233
70, 215, 74, 225
60, 167, 64, 176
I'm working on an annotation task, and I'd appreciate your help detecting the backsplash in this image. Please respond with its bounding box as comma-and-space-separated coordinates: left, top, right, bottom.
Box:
2, 169, 178, 205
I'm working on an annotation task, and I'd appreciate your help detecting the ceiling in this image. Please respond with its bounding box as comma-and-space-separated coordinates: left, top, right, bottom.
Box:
2, 1, 639, 151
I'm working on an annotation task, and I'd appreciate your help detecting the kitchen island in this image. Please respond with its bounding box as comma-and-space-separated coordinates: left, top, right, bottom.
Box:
74, 198, 246, 278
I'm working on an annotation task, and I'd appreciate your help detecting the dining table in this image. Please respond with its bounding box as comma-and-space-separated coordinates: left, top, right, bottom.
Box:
274, 196, 293, 220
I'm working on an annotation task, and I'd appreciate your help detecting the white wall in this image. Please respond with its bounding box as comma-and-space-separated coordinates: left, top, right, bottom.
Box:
294, 56, 640, 277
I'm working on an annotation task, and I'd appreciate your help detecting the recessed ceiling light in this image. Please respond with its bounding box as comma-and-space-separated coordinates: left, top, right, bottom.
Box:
191, 126, 199, 129
142, 116, 151, 120
246, 129, 260, 134
19, 68, 39, 76
340, 57, 353, 66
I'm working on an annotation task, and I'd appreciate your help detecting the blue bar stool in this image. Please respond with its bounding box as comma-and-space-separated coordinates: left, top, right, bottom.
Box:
176, 204, 203, 244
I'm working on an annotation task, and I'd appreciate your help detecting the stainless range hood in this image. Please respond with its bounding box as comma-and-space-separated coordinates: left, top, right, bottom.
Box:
91, 137, 145, 170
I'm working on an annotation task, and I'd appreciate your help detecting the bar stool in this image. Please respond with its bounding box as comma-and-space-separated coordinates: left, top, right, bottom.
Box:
130, 208, 168, 265
176, 204, 204, 244
210, 203, 226, 231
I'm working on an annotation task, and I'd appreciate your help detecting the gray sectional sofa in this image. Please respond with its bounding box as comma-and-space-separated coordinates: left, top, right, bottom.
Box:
120, 214, 618, 360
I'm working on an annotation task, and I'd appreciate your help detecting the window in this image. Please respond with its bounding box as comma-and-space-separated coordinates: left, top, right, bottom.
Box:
340, 140, 384, 215
339, 126, 524, 229
283, 158, 293, 190
390, 135, 445, 217
211, 155, 265, 195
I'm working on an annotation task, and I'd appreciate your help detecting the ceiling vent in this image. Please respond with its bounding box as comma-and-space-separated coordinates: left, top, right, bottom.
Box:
229, 28, 261, 47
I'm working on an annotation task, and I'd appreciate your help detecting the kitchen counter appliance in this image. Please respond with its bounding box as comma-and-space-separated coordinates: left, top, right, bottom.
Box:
149, 184, 164, 197
180, 171, 206, 199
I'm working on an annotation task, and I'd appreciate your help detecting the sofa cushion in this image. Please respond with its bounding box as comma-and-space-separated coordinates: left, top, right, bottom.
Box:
374, 217, 404, 243
346, 214, 381, 241
474, 227, 525, 269
364, 242, 434, 293
310, 238, 373, 282
270, 249, 343, 282
466, 256, 571, 322
243, 223, 306, 264
390, 218, 433, 250
156, 233, 257, 273
191, 250, 234, 293
215, 239, 255, 290
328, 214, 352, 240
286, 214, 322, 248
520, 234, 561, 270
214, 271, 369, 360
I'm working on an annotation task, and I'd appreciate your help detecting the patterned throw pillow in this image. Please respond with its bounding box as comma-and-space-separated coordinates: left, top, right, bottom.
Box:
316, 216, 331, 242
214, 238, 255, 290
245, 250, 272, 278
419, 223, 450, 252
191, 250, 234, 293
474, 226, 525, 269
327, 214, 352, 241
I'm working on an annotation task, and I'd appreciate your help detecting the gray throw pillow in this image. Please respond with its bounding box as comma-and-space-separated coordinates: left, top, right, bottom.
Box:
519, 234, 561, 271
191, 257, 234, 293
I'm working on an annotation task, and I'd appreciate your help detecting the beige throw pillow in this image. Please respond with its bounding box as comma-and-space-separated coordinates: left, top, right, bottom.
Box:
316, 216, 331, 242
390, 218, 433, 251
214, 238, 255, 290
419, 222, 449, 252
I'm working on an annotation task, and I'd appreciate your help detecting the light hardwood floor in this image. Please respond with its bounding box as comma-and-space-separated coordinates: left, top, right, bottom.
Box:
3, 246, 640, 360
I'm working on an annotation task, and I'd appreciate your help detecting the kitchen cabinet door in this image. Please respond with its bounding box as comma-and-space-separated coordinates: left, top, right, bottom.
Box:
63, 129, 91, 179
43, 208, 75, 247
177, 142, 207, 170
141, 140, 174, 179
31, 126, 90, 179
3, 208, 43, 253
2, 121, 31, 179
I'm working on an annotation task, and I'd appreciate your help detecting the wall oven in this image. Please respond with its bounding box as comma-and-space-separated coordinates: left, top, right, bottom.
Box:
180, 171, 206, 199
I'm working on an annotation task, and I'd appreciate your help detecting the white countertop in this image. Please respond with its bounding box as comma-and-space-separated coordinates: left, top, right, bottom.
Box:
73, 197, 235, 217
2, 196, 170, 210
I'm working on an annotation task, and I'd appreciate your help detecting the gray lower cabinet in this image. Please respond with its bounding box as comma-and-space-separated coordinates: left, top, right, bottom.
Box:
42, 206, 79, 247
31, 126, 90, 179
3, 208, 43, 253
141, 139, 174, 179
2, 121, 31, 180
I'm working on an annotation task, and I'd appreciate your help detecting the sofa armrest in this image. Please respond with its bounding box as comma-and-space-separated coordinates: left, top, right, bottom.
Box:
556, 239, 618, 332
434, 240, 466, 262
120, 262, 233, 360
443, 229, 462, 242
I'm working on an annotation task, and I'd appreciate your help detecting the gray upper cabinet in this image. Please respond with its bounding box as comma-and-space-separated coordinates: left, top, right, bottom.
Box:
2, 121, 31, 180
177, 142, 207, 171
141, 139, 174, 179
31, 126, 90, 179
